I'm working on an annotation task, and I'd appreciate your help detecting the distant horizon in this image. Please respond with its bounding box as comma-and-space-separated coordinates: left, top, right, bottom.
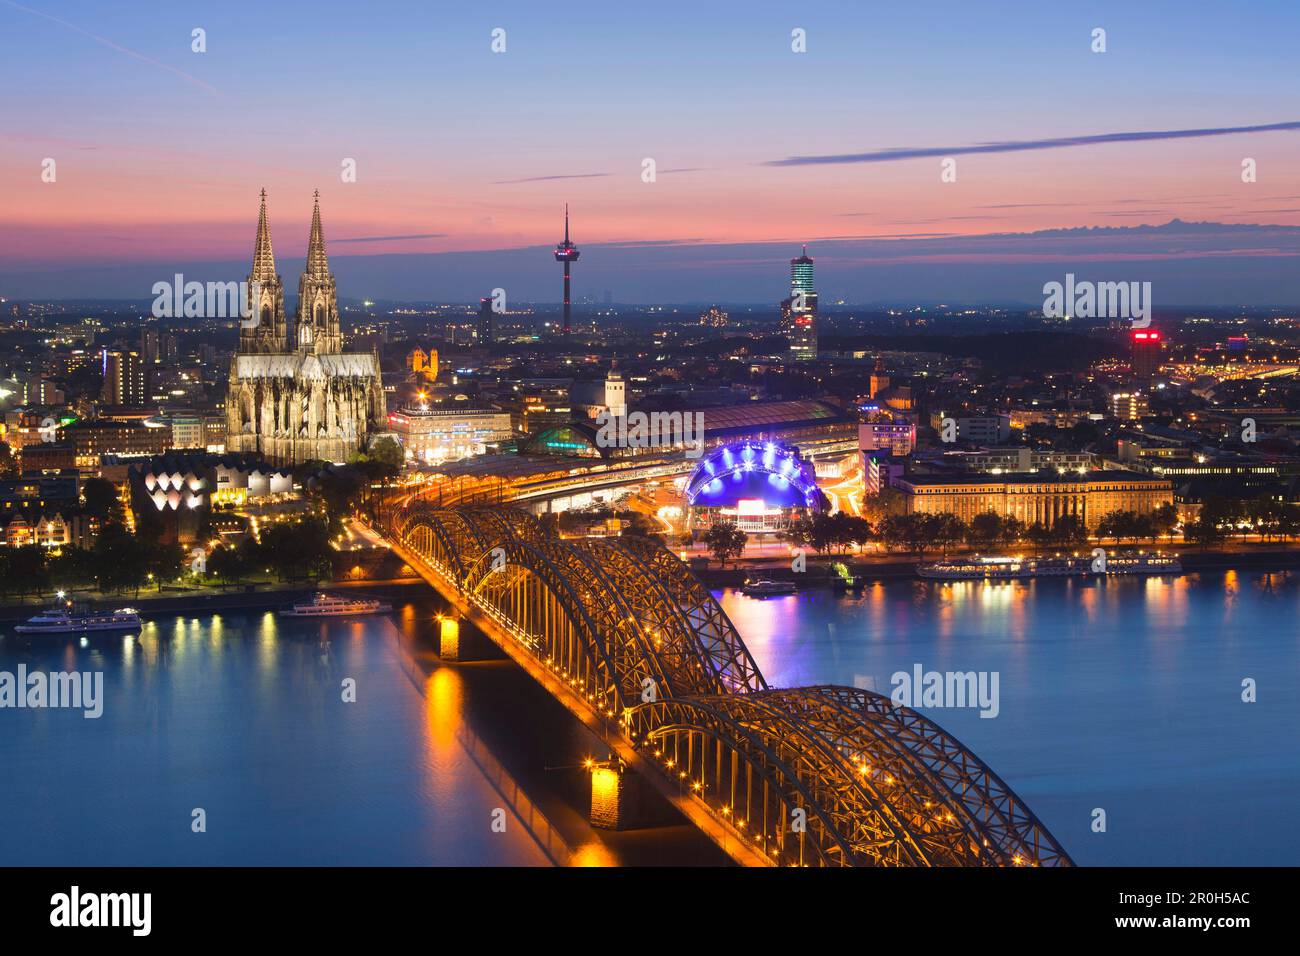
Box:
5, 217, 1299, 308
5, 1, 1300, 304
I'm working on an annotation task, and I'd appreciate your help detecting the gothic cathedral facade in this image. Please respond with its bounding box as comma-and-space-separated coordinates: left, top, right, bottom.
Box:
226, 191, 386, 465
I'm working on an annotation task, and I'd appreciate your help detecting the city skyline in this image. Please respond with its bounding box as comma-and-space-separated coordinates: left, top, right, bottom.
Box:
3, 0, 1300, 303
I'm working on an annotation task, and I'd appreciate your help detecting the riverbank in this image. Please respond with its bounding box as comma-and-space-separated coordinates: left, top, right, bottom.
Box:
0, 577, 426, 622
693, 544, 1300, 588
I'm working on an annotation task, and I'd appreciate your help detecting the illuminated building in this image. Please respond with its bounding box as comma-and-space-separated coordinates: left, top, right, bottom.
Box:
477, 296, 496, 346
684, 439, 825, 536
570, 365, 627, 419
553, 205, 580, 334
857, 402, 916, 456
868, 356, 890, 398
1131, 329, 1163, 381
1109, 391, 1150, 421
60, 420, 171, 472
387, 405, 513, 463
895, 471, 1173, 528
780, 245, 818, 362
100, 349, 145, 407
929, 413, 1012, 444
127, 451, 293, 544
225, 190, 387, 465
408, 346, 438, 381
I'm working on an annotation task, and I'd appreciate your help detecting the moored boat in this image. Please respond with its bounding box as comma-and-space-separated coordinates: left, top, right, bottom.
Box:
741, 578, 798, 597
917, 552, 1182, 581
278, 592, 393, 618
15, 605, 143, 634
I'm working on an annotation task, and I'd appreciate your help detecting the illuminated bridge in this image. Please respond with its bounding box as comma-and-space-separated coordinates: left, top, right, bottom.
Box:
382, 502, 1073, 868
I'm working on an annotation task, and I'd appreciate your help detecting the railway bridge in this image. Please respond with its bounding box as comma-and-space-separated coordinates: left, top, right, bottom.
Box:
381, 502, 1072, 867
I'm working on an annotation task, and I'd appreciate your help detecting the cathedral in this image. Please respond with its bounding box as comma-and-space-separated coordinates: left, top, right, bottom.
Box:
225, 190, 386, 465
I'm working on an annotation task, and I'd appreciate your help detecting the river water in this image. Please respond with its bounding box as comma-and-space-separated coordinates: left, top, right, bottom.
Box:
2, 570, 1295, 866
719, 569, 1300, 866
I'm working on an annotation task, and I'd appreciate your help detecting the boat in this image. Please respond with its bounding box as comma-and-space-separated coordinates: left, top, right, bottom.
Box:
917, 551, 1182, 581
829, 562, 861, 592
741, 578, 798, 597
15, 605, 143, 634
278, 592, 393, 618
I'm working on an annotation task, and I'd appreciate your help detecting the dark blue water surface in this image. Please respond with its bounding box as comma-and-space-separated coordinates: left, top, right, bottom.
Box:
718, 570, 1300, 866
3, 571, 1297, 866
0, 606, 549, 866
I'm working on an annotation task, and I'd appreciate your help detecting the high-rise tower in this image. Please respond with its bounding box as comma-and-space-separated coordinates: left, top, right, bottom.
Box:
553, 204, 580, 334
781, 244, 818, 362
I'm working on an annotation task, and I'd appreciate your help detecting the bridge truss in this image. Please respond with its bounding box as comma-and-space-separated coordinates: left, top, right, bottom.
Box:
390, 504, 1072, 867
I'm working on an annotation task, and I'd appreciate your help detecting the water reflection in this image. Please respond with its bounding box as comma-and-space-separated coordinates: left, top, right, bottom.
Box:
718, 571, 1300, 865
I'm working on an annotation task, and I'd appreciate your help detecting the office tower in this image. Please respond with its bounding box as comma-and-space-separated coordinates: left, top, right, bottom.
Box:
1131, 329, 1162, 382
100, 349, 145, 406
781, 245, 818, 361
477, 295, 496, 346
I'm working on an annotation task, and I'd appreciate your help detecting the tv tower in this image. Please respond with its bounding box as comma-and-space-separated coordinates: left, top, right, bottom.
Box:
553, 204, 580, 333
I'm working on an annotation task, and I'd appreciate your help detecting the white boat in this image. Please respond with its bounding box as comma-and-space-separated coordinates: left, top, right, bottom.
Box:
917, 552, 1182, 581
278, 592, 393, 618
742, 578, 798, 597
15, 606, 143, 634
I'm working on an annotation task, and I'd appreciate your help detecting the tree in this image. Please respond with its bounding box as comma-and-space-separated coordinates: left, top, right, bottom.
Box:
999, 516, 1025, 546
930, 513, 968, 555
82, 477, 125, 526
206, 545, 248, 585
146, 542, 186, 589
94, 523, 150, 595
366, 436, 405, 472
0, 441, 19, 479
1151, 503, 1179, 539
969, 511, 1003, 550
6, 546, 49, 597
703, 522, 747, 567
260, 517, 334, 582
48, 546, 95, 593
1051, 514, 1088, 547
1026, 521, 1054, 552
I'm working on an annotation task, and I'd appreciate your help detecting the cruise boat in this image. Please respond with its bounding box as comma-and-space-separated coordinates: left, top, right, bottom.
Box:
278, 592, 393, 618
15, 605, 143, 634
741, 578, 798, 597
917, 552, 1182, 581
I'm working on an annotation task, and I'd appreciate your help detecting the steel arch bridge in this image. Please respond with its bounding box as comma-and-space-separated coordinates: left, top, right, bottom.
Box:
386, 503, 1072, 868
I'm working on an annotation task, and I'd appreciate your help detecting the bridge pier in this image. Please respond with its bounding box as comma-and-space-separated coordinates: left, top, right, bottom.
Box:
588, 760, 666, 831
436, 616, 501, 662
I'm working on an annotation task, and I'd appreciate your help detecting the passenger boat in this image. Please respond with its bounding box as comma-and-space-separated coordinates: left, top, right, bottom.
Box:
741, 578, 798, 597
277, 592, 393, 618
917, 552, 1181, 581
15, 605, 143, 634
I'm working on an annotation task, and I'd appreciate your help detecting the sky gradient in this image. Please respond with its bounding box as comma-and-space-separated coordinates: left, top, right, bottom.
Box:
2, 0, 1299, 303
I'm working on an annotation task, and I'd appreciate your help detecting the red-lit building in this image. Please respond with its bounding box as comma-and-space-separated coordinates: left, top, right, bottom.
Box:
1131, 329, 1163, 382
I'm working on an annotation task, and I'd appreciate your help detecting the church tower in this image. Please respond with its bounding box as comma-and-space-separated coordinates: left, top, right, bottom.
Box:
296, 191, 343, 355
241, 189, 289, 353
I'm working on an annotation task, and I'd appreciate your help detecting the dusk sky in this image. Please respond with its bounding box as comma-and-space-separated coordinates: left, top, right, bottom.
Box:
3, 0, 1299, 304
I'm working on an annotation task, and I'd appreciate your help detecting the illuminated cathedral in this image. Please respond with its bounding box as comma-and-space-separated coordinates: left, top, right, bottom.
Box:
225, 190, 386, 465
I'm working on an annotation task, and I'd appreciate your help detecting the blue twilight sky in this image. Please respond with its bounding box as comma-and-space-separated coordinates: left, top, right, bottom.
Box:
1, 0, 1298, 303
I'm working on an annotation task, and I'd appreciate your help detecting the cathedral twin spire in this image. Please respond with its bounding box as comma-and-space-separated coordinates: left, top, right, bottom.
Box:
243, 189, 339, 355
